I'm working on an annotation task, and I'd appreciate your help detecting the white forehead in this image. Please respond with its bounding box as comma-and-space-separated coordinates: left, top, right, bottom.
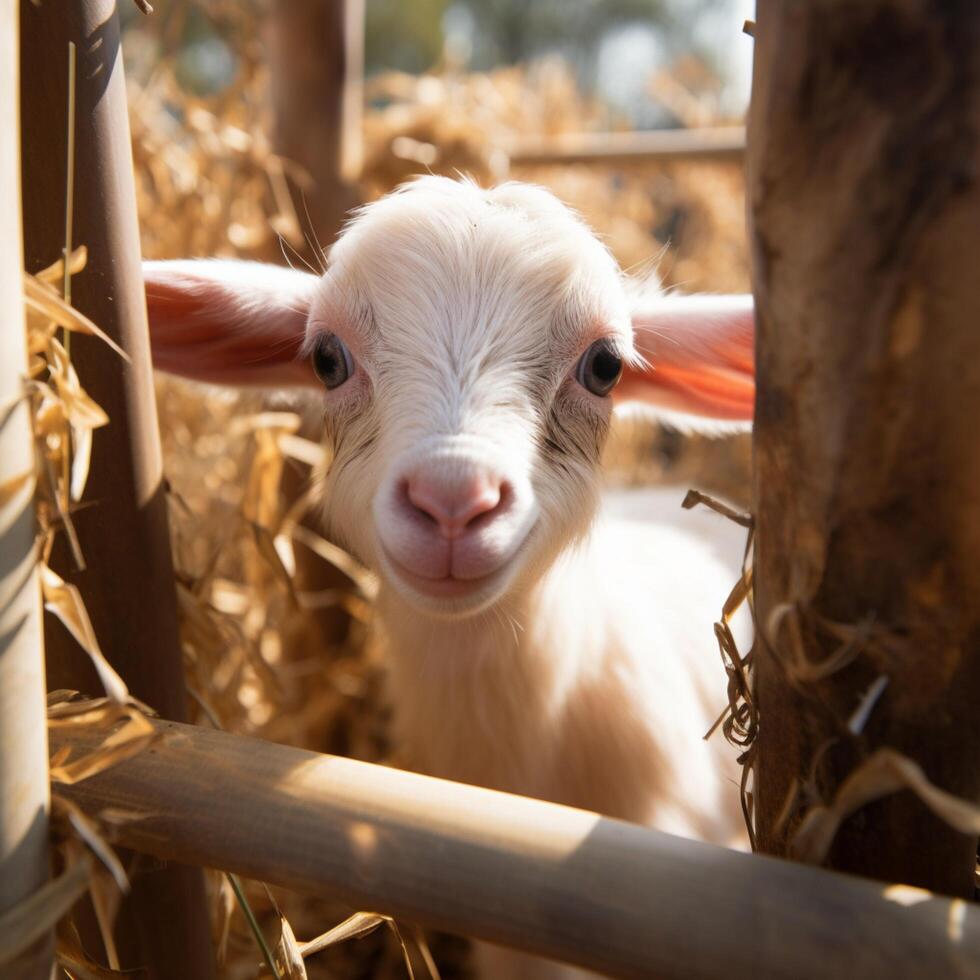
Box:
322, 176, 630, 359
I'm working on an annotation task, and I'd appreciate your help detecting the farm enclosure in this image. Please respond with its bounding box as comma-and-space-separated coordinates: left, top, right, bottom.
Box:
3, 2, 980, 979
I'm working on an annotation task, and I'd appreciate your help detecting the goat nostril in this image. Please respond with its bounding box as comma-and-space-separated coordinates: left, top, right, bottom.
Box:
400, 479, 439, 528
403, 474, 508, 538
463, 480, 509, 531
400, 479, 438, 526
460, 489, 500, 530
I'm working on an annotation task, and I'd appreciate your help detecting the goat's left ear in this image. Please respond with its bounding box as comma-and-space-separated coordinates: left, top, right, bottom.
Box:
615, 294, 755, 423
143, 259, 321, 387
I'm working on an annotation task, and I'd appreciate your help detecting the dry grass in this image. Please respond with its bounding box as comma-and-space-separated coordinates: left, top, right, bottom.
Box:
10, 254, 169, 977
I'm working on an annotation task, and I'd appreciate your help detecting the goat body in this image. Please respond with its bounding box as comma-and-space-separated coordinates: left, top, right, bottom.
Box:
382, 485, 748, 844
143, 176, 755, 978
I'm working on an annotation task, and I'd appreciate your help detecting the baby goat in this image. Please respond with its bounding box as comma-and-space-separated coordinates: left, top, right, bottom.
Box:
144, 176, 755, 978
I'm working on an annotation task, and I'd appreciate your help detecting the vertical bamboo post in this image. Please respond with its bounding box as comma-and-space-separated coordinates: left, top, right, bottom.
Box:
748, 0, 980, 895
0, 4, 51, 977
19, 2, 213, 975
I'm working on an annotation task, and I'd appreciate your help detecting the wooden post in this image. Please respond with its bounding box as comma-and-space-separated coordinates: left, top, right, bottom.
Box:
748, 1, 980, 895
0, 3, 51, 977
19, 2, 213, 974
268, 0, 365, 651
51, 717, 980, 980
508, 126, 746, 168
268, 0, 363, 251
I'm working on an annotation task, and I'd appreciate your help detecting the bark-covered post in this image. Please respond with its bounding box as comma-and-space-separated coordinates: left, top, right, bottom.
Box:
268, 0, 363, 249
268, 0, 365, 650
19, 2, 213, 974
0, 3, 51, 977
748, 1, 980, 895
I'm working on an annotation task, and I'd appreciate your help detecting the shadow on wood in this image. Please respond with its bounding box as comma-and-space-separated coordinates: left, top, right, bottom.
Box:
51, 716, 980, 980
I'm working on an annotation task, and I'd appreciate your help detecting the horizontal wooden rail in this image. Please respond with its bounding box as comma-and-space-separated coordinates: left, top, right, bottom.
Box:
51, 718, 980, 979
508, 126, 745, 168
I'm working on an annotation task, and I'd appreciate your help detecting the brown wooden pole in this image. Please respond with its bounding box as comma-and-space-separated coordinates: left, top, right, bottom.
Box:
0, 3, 51, 977
267, 0, 366, 653
19, 2, 212, 975
52, 717, 980, 980
509, 126, 746, 168
748, 0, 980, 895
268, 0, 363, 252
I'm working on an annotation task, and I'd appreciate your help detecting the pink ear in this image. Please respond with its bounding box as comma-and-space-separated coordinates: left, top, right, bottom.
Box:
616, 294, 755, 421
143, 260, 321, 387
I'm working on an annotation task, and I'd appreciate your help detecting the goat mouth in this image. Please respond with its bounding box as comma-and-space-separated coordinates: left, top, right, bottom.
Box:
376, 542, 527, 615
382, 549, 507, 596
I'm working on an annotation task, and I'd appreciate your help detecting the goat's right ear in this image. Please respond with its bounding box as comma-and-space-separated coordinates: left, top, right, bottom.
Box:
143, 260, 321, 387
617, 294, 755, 424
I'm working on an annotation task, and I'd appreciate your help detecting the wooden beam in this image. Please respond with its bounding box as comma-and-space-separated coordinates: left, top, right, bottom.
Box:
52, 718, 980, 980
18, 2, 213, 975
0, 3, 51, 976
508, 126, 745, 168
748, 1, 980, 894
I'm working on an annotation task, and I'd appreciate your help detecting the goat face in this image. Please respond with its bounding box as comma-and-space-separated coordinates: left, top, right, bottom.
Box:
143, 177, 754, 620
309, 177, 633, 618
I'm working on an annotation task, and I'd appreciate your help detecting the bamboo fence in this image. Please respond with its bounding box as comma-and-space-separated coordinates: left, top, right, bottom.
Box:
0, 3, 51, 977
51, 717, 980, 980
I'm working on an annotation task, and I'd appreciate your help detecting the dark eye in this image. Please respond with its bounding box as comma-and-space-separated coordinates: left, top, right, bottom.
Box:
575, 338, 623, 397
311, 333, 354, 390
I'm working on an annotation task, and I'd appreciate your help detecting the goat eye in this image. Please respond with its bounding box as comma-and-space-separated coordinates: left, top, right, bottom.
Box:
575, 339, 623, 397
311, 333, 354, 390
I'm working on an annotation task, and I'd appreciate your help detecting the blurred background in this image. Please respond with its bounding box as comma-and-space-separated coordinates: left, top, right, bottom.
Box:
120, 2, 754, 976
123, 0, 753, 279
127, 1, 754, 119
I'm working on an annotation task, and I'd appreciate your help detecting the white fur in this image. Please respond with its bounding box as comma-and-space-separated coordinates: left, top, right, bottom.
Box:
146, 176, 752, 979
312, 179, 750, 978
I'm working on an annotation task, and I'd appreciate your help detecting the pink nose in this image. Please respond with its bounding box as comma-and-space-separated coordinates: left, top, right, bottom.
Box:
402, 471, 506, 539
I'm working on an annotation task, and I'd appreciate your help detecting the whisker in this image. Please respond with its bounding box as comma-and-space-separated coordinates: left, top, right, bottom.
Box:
278, 233, 318, 276
299, 191, 328, 274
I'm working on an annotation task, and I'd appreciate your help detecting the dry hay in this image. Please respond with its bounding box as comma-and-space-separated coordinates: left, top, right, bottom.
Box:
7, 252, 168, 976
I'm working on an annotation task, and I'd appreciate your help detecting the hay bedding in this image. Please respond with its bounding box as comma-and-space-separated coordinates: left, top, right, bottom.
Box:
29, 7, 752, 976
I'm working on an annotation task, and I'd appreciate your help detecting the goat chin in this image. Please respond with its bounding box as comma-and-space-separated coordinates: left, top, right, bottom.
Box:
375, 484, 751, 979
142, 177, 757, 980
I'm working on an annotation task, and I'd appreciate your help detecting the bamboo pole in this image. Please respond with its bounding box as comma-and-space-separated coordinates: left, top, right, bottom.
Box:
18, 2, 212, 975
51, 717, 980, 980
508, 126, 745, 168
748, 1, 980, 895
0, 4, 51, 977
